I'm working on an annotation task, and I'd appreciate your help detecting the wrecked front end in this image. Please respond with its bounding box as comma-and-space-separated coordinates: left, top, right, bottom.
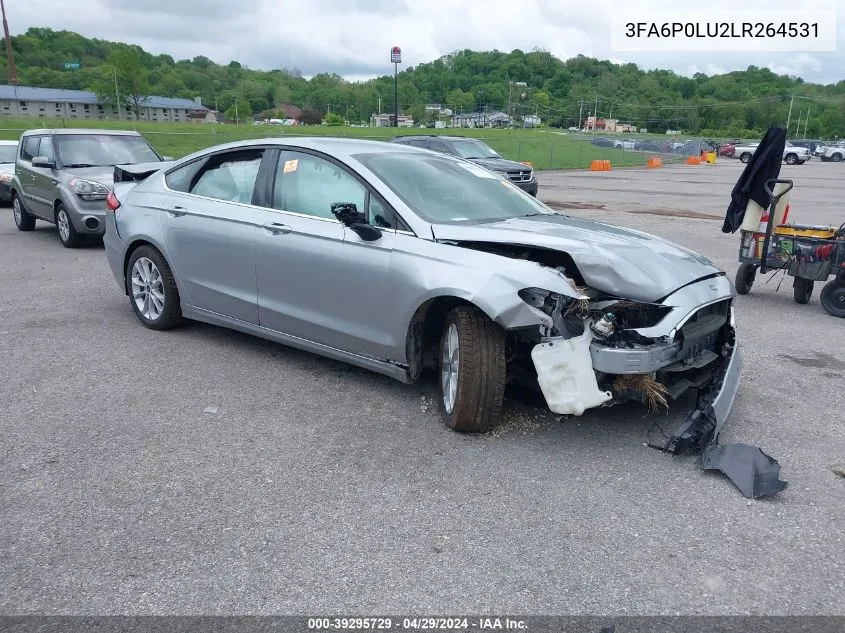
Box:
514, 274, 741, 443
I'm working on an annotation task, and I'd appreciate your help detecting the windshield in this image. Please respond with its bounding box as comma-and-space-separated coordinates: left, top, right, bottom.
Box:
355, 151, 554, 224
448, 139, 501, 159
0, 145, 17, 162
55, 134, 161, 167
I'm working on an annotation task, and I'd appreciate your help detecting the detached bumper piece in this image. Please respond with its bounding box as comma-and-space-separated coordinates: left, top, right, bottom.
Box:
655, 332, 787, 499
701, 443, 788, 499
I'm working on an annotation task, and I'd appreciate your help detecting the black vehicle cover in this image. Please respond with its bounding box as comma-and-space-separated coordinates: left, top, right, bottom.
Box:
722, 127, 786, 234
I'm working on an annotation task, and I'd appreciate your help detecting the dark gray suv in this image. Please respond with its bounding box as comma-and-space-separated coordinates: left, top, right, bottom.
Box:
11, 129, 169, 247
390, 135, 538, 196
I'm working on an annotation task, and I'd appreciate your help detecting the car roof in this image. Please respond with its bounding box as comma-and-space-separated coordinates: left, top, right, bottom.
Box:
174, 136, 434, 164
20, 128, 144, 137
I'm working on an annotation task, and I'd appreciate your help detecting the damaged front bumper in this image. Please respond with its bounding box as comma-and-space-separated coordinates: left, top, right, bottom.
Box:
529, 300, 786, 498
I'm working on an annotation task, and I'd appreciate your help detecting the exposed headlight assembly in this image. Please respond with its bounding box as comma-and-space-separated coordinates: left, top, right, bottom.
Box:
0, 172, 12, 184
69, 178, 110, 199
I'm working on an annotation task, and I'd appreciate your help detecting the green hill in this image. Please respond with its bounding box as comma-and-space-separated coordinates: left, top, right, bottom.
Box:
4, 27, 845, 137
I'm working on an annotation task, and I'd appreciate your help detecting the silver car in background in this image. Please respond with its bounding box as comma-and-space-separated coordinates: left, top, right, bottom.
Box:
0, 140, 18, 204
11, 129, 167, 247
103, 137, 741, 445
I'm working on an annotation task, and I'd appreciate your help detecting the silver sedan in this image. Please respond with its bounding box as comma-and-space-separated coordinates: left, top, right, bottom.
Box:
103, 137, 741, 445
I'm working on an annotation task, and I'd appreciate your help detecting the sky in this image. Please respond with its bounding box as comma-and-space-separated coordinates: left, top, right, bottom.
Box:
8, 0, 845, 84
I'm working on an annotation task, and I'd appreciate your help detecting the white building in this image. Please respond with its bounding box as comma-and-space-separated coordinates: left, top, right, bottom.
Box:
451, 110, 511, 128
0, 85, 216, 123
370, 113, 414, 127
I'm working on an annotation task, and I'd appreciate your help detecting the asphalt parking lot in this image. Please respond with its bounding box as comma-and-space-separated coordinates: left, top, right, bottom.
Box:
1, 158, 844, 615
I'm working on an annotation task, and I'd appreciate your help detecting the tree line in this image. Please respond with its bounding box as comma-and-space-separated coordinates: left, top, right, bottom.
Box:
4, 27, 845, 138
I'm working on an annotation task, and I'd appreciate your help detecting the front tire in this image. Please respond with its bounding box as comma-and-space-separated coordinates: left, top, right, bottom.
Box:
735, 263, 757, 295
785, 153, 797, 165
439, 306, 506, 433
12, 193, 35, 231
126, 245, 182, 330
793, 277, 814, 304
832, 153, 843, 163
740, 153, 752, 163
55, 203, 82, 248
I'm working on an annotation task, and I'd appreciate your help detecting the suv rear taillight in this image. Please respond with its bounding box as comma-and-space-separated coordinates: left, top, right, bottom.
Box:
106, 192, 121, 211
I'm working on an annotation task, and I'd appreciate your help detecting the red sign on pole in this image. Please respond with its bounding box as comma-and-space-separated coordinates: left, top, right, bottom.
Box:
390, 46, 401, 64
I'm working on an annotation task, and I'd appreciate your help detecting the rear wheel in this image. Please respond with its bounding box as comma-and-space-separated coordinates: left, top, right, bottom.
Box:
735, 263, 757, 295
832, 153, 843, 162
793, 277, 814, 304
126, 245, 182, 330
820, 281, 845, 318
55, 203, 82, 248
439, 306, 506, 433
12, 193, 35, 231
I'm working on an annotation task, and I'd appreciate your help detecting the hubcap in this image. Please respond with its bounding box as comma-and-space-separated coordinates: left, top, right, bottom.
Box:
57, 209, 70, 241
13, 198, 21, 225
131, 257, 165, 321
440, 323, 459, 414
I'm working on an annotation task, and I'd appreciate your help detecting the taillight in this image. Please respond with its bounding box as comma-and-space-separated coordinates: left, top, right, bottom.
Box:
106, 192, 121, 211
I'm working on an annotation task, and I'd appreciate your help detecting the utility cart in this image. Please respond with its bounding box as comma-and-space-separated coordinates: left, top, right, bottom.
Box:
734, 179, 845, 318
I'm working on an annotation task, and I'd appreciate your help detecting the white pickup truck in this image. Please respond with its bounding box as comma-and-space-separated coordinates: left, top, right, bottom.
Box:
813, 142, 845, 162
733, 141, 811, 165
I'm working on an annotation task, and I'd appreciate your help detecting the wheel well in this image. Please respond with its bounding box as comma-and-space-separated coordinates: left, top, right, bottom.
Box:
405, 296, 478, 382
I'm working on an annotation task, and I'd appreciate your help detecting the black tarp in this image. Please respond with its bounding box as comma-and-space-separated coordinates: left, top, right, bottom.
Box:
722, 127, 787, 234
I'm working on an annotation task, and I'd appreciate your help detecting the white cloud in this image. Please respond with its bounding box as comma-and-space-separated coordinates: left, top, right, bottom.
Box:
767, 53, 824, 77
7, 0, 845, 83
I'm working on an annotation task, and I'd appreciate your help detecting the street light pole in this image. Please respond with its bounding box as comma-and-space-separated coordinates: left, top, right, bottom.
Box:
390, 46, 402, 127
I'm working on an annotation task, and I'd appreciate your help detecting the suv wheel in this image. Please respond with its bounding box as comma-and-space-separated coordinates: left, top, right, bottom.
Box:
438, 305, 506, 433
833, 153, 843, 162
12, 193, 35, 231
784, 153, 797, 165
740, 153, 752, 163
55, 203, 83, 248
126, 245, 183, 330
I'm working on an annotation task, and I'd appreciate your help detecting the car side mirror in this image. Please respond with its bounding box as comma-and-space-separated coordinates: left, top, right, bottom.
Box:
330, 202, 382, 242
32, 156, 55, 169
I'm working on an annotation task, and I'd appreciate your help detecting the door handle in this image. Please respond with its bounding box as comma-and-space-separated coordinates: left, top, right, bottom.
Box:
167, 205, 187, 217
263, 221, 291, 235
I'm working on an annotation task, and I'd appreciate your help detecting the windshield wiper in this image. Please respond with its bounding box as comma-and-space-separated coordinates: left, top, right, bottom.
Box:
63, 163, 99, 168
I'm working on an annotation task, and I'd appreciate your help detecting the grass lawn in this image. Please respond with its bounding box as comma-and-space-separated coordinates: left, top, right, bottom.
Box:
0, 117, 688, 171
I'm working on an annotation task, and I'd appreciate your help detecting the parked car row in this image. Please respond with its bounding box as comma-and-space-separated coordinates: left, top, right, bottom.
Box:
6, 128, 741, 444
729, 140, 812, 165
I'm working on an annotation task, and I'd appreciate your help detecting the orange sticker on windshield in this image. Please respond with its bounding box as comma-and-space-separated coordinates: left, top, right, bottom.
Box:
283, 159, 298, 173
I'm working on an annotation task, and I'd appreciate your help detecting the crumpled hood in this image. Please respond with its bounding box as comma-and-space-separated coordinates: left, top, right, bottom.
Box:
469, 156, 531, 173
432, 214, 723, 302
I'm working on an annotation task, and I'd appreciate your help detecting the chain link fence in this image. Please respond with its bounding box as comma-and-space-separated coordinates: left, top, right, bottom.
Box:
0, 120, 732, 171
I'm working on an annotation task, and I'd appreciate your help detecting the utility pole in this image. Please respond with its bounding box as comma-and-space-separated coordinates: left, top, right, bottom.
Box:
1, 0, 17, 85
794, 111, 801, 139
113, 67, 122, 120
578, 98, 583, 131
593, 97, 598, 130
804, 106, 810, 138
785, 95, 794, 134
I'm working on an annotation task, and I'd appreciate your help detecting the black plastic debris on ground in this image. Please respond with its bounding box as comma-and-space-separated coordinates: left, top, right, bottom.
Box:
650, 390, 787, 499
701, 443, 788, 499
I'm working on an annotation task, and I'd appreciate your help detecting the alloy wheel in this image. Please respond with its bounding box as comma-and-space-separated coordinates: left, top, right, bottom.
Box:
131, 256, 165, 321
57, 209, 71, 242
440, 322, 459, 414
